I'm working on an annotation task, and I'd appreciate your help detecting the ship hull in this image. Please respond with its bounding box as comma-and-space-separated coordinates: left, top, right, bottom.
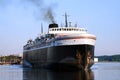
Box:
23, 44, 94, 70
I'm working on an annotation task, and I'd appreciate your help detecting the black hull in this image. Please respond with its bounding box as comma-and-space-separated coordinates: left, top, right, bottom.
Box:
23, 45, 94, 70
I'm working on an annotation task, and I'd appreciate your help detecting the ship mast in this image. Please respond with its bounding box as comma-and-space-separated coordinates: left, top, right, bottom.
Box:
41, 23, 43, 34
63, 13, 69, 27
65, 13, 68, 27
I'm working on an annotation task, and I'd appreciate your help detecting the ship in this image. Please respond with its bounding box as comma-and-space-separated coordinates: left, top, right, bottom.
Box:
23, 14, 96, 70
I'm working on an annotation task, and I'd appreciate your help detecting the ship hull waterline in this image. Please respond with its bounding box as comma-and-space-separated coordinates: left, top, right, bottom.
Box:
23, 44, 94, 70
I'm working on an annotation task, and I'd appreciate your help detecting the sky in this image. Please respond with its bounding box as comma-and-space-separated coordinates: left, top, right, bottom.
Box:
0, 0, 120, 56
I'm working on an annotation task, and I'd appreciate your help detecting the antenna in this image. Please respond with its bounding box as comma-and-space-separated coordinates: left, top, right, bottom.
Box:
75, 22, 78, 27
69, 22, 72, 27
41, 23, 43, 34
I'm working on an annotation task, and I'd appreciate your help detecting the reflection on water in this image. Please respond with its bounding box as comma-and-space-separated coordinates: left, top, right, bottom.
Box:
23, 68, 94, 80
1, 62, 120, 80
0, 65, 23, 80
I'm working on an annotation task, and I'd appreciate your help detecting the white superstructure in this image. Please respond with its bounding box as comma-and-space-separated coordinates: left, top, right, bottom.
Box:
48, 27, 96, 46
24, 26, 96, 51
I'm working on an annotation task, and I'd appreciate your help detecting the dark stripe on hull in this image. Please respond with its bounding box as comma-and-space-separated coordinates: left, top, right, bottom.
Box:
23, 45, 94, 70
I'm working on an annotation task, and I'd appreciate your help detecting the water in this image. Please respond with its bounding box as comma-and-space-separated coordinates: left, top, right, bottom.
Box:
92, 62, 120, 80
0, 62, 120, 80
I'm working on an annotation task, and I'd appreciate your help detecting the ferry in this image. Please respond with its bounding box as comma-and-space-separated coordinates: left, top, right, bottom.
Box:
23, 15, 96, 70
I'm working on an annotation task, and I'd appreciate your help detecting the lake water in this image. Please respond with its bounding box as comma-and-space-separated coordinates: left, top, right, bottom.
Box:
0, 62, 120, 80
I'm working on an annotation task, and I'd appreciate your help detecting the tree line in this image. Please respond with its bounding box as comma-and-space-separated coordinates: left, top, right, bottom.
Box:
95, 54, 120, 62
0, 55, 22, 64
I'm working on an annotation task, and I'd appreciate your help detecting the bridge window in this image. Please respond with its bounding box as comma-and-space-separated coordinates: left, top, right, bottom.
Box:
59, 28, 61, 31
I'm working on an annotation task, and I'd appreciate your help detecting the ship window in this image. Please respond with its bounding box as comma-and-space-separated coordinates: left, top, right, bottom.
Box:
52, 29, 54, 31
59, 28, 61, 31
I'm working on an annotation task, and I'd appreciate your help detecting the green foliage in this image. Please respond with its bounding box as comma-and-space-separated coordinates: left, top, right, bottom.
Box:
0, 55, 22, 64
